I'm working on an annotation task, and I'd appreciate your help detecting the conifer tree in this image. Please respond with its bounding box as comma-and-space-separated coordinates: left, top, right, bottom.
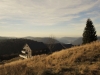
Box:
82, 18, 97, 44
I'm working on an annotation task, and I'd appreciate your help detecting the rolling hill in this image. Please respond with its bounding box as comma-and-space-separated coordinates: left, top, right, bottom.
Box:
57, 37, 78, 44
0, 39, 49, 61
0, 41, 100, 75
72, 36, 100, 45
24, 36, 59, 44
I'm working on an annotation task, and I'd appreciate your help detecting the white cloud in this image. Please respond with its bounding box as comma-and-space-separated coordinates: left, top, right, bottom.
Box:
0, 0, 99, 26
0, 0, 100, 37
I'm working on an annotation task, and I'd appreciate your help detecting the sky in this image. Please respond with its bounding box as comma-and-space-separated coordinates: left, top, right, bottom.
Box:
0, 0, 100, 38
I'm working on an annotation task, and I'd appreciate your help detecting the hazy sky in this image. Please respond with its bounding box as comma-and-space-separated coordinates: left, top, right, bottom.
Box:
0, 0, 100, 37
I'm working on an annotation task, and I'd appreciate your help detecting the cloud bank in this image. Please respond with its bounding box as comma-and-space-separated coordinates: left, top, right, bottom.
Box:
0, 0, 100, 37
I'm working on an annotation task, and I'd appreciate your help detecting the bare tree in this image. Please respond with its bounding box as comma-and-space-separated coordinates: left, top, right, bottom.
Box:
47, 35, 56, 53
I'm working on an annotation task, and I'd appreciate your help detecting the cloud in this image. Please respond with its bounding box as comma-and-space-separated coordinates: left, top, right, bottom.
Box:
0, 0, 99, 26
0, 0, 100, 37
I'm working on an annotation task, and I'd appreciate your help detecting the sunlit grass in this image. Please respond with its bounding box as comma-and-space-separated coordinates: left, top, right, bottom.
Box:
0, 41, 100, 75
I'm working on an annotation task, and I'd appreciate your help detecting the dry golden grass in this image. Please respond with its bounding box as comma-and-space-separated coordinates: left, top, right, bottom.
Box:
0, 41, 100, 75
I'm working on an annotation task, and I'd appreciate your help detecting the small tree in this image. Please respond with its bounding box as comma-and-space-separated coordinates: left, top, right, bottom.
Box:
82, 18, 97, 44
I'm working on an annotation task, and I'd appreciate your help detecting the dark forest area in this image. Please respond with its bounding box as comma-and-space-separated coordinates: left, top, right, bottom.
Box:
0, 39, 48, 61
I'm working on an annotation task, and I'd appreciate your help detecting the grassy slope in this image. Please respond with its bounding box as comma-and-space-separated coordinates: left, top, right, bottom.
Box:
0, 41, 100, 75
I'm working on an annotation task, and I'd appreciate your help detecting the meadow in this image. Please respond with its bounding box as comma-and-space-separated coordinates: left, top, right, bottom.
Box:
0, 41, 100, 75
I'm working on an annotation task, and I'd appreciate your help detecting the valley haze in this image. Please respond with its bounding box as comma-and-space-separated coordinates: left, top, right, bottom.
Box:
0, 36, 100, 45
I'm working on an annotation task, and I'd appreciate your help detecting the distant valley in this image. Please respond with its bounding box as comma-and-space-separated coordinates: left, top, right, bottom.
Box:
22, 36, 100, 45
0, 36, 100, 45
23, 36, 78, 44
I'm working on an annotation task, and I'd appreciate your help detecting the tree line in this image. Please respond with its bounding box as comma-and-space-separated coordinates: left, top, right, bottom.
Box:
0, 39, 49, 61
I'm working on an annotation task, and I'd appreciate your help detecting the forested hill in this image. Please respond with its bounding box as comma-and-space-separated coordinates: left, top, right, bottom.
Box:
0, 39, 48, 56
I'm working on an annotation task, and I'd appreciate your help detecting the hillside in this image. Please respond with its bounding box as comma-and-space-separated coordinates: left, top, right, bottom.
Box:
0, 36, 60, 44
24, 36, 59, 44
0, 41, 100, 75
72, 37, 82, 45
0, 36, 16, 40
25, 36, 78, 44
0, 39, 49, 61
57, 37, 78, 44
72, 37, 100, 45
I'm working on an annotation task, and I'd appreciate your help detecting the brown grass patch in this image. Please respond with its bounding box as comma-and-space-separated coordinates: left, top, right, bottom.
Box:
0, 41, 100, 75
